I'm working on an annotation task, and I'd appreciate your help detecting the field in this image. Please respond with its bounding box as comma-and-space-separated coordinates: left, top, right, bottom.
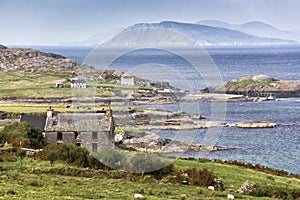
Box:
0, 157, 300, 200
0, 70, 115, 99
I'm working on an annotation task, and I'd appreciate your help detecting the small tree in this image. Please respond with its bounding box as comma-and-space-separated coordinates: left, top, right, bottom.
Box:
16, 149, 26, 172
46, 151, 58, 167
0, 122, 44, 148
44, 144, 58, 167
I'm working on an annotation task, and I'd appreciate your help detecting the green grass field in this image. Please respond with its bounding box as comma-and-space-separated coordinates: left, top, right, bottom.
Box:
0, 70, 117, 99
0, 158, 299, 200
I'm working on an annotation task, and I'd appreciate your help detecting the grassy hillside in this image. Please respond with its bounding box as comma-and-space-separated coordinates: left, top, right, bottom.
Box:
0, 70, 115, 99
0, 157, 299, 200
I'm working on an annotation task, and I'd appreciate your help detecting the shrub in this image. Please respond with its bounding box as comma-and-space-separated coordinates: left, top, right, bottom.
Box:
185, 168, 216, 186
0, 122, 44, 148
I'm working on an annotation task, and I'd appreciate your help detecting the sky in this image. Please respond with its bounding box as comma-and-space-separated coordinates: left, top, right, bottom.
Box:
0, 0, 300, 45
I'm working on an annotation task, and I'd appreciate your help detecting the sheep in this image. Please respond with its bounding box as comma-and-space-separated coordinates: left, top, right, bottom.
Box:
134, 193, 145, 199
227, 194, 235, 200
207, 186, 215, 191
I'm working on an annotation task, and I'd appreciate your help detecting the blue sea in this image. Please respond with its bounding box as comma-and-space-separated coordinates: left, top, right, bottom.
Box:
24, 45, 300, 174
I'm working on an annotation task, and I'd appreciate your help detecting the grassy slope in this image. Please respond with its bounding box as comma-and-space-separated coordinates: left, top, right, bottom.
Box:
175, 160, 300, 192
0, 70, 115, 99
0, 158, 299, 200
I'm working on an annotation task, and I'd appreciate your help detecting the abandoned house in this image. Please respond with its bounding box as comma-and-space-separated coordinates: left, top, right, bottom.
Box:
44, 109, 115, 153
21, 108, 115, 153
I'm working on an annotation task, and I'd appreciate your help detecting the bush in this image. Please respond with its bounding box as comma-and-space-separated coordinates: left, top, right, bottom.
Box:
246, 184, 300, 199
43, 144, 90, 168
185, 168, 216, 186
0, 122, 44, 148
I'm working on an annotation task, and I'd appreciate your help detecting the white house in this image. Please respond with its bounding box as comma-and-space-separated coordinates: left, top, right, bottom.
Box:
121, 75, 134, 86
70, 79, 87, 88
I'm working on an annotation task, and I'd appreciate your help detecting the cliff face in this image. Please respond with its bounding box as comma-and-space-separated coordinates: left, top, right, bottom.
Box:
208, 74, 300, 98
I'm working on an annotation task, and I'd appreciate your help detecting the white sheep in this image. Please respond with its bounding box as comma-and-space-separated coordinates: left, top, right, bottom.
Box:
134, 193, 145, 199
227, 194, 235, 200
207, 186, 215, 191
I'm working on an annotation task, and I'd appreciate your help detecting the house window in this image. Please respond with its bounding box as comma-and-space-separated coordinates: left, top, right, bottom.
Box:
92, 143, 98, 153
92, 132, 98, 140
57, 132, 63, 140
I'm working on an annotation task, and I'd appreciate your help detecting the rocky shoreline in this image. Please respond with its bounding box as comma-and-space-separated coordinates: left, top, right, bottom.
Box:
118, 132, 235, 153
112, 108, 276, 153
205, 74, 300, 98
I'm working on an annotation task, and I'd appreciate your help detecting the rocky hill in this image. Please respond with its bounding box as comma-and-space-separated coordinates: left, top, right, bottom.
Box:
0, 45, 155, 85
0, 45, 128, 82
206, 74, 300, 98
0, 44, 84, 74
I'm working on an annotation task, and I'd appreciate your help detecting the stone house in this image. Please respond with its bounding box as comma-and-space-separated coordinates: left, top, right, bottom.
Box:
44, 109, 114, 153
121, 75, 135, 86
70, 79, 87, 88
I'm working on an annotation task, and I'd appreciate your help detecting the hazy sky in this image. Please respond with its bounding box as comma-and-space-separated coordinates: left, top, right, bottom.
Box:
1, 0, 300, 45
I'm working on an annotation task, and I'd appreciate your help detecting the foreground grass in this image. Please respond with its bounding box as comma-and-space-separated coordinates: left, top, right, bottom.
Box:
175, 160, 300, 192
0, 158, 299, 200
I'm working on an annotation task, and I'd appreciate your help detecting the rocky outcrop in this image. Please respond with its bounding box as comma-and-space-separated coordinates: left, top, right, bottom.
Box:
122, 132, 234, 153
205, 74, 300, 98
0, 47, 83, 73
114, 108, 227, 130
0, 45, 138, 84
236, 121, 276, 128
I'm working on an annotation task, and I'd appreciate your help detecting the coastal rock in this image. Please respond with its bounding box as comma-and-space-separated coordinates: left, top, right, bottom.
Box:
236, 121, 276, 128
122, 132, 233, 153
206, 74, 300, 98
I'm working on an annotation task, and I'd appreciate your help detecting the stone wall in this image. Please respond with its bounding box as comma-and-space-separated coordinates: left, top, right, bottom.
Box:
45, 132, 58, 144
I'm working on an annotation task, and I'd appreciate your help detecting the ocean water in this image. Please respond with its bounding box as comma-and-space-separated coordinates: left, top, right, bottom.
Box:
28, 45, 300, 174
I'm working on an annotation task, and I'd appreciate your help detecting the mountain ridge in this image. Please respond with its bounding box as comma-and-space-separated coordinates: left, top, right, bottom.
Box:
197, 19, 300, 42
64, 20, 299, 46
107, 21, 297, 47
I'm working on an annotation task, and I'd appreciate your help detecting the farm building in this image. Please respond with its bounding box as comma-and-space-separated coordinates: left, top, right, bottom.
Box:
70, 79, 87, 88
43, 109, 115, 153
121, 75, 135, 86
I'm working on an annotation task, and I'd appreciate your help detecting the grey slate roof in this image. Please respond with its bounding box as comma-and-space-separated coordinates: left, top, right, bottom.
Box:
20, 114, 47, 131
45, 113, 111, 132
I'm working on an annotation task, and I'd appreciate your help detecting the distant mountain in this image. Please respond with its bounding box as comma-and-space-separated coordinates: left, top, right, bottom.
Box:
197, 20, 300, 42
101, 21, 297, 47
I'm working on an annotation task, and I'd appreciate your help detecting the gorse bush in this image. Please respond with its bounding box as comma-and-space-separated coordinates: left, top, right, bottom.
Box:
185, 168, 216, 186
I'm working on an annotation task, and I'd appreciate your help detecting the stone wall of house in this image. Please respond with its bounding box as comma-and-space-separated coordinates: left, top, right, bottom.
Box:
63, 132, 76, 143
80, 131, 114, 153
45, 132, 58, 144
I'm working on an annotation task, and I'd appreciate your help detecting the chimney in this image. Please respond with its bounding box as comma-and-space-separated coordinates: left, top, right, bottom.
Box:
47, 107, 54, 118
105, 107, 112, 118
